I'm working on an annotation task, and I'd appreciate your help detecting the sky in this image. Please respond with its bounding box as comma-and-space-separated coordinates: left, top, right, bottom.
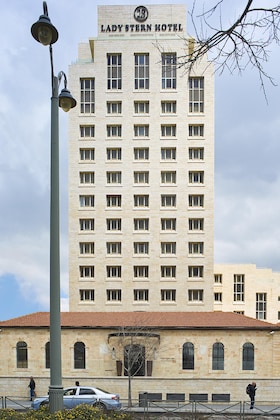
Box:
0, 0, 279, 321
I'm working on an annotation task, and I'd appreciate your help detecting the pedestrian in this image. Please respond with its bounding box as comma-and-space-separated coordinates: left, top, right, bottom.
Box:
28, 376, 36, 401
246, 382, 257, 409
75, 381, 80, 386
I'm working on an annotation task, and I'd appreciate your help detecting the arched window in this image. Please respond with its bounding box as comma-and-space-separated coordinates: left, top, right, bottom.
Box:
74, 342, 86, 369
45, 342, 50, 369
182, 342, 194, 370
124, 344, 145, 377
212, 342, 224, 370
17, 341, 28, 368
243, 342, 254, 370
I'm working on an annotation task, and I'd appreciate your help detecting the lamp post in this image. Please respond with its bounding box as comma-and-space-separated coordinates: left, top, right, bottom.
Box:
31, 2, 76, 413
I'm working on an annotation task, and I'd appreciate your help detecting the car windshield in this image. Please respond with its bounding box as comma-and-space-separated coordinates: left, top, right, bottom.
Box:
95, 387, 111, 394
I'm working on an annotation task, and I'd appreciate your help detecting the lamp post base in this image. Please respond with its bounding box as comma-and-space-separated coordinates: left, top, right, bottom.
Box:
49, 385, 64, 413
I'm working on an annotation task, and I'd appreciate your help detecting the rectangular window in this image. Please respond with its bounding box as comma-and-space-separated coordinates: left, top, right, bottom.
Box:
134, 171, 149, 184
214, 292, 222, 302
189, 218, 204, 231
189, 147, 204, 160
134, 125, 149, 137
188, 266, 204, 278
189, 171, 204, 184
106, 242, 122, 255
188, 195, 204, 208
106, 171, 122, 184
134, 53, 149, 89
161, 125, 176, 137
107, 125, 122, 138
214, 274, 223, 283
80, 148, 95, 161
161, 194, 176, 207
106, 218, 121, 231
106, 148, 122, 161
106, 266, 122, 278
134, 101, 149, 114
107, 53, 122, 90
161, 242, 176, 254
188, 289, 204, 302
79, 195, 94, 208
134, 242, 149, 254
188, 242, 204, 255
162, 53, 176, 89
234, 274, 245, 302
134, 266, 149, 278
189, 77, 204, 113
80, 78, 95, 113
256, 293, 267, 320
161, 218, 176, 231
79, 171, 95, 184
79, 266, 94, 279
161, 171, 176, 184
79, 242, 94, 255
161, 289, 176, 301
80, 125, 95, 138
161, 266, 176, 278
80, 289, 95, 301
106, 195, 121, 208
134, 195, 149, 207
79, 218, 94, 231
107, 289, 122, 301
189, 125, 204, 137
161, 101, 176, 114
134, 218, 149, 231
134, 289, 149, 301
107, 101, 122, 114
161, 147, 176, 160
134, 147, 149, 160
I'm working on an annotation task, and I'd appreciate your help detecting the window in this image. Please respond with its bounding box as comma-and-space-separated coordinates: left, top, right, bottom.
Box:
161, 194, 176, 207
107, 53, 122, 90
134, 101, 149, 114
189, 171, 204, 184
182, 342, 194, 370
134, 218, 149, 231
161, 125, 176, 137
107, 171, 122, 184
189, 218, 204, 231
134, 125, 149, 137
107, 101, 122, 114
107, 289, 122, 301
161, 101, 176, 114
161, 147, 176, 160
106, 242, 122, 255
134, 171, 149, 184
134, 266, 149, 278
161, 266, 176, 278
80, 289, 95, 301
243, 343, 254, 370
45, 342, 50, 369
79, 195, 94, 208
214, 292, 222, 302
161, 289, 176, 301
74, 342, 85, 369
79, 171, 94, 184
234, 274, 245, 302
134, 195, 149, 207
134, 242, 149, 254
134, 289, 149, 301
161, 171, 176, 184
107, 125, 122, 138
79, 242, 94, 255
107, 148, 122, 161
134, 147, 149, 160
106, 195, 122, 208
17, 341, 28, 368
79, 266, 94, 278
189, 77, 204, 113
214, 274, 222, 283
256, 293, 267, 320
134, 53, 149, 89
79, 218, 94, 231
161, 242, 176, 254
106, 218, 121, 231
80, 78, 95, 113
212, 342, 224, 370
188, 266, 204, 278
188, 289, 204, 302
80, 125, 95, 138
161, 218, 176, 231
80, 148, 95, 161
106, 266, 122, 278
189, 147, 204, 160
189, 125, 204, 137
188, 195, 204, 208
188, 242, 204, 255
162, 53, 176, 89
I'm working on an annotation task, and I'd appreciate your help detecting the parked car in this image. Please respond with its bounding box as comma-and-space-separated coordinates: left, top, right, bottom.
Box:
31, 386, 121, 411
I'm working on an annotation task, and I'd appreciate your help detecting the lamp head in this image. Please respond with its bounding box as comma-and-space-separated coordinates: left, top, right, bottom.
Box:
31, 3, 58, 46
59, 88, 77, 112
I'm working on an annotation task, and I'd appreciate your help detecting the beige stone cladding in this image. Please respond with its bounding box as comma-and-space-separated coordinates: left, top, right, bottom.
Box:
214, 264, 280, 323
68, 4, 215, 313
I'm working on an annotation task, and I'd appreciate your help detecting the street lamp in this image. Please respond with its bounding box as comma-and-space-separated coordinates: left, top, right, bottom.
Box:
31, 2, 76, 413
